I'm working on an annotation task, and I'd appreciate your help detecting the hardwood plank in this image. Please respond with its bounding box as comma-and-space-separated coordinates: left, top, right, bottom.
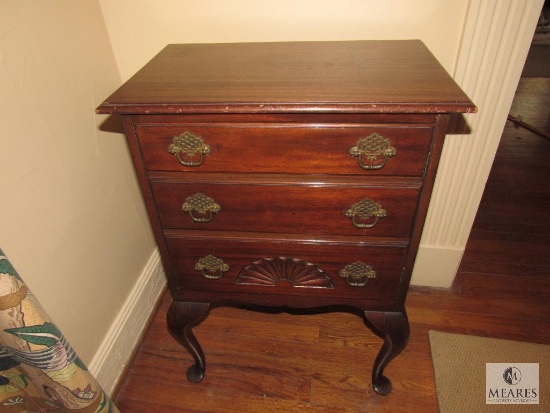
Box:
117, 371, 357, 413
408, 306, 550, 344
459, 236, 550, 275
408, 287, 550, 321
115, 286, 550, 412
122, 343, 314, 403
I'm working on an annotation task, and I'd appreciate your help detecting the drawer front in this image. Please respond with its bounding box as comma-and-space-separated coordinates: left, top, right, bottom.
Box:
152, 180, 420, 237
135, 124, 433, 176
165, 233, 406, 305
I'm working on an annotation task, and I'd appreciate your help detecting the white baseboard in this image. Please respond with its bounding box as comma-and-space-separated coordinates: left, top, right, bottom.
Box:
88, 248, 166, 396
410, 244, 465, 288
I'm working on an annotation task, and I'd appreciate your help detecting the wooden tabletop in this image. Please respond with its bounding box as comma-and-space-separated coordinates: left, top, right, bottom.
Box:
97, 40, 476, 115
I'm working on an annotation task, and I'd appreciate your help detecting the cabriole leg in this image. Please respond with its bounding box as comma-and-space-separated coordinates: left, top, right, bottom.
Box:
167, 300, 210, 383
364, 311, 410, 395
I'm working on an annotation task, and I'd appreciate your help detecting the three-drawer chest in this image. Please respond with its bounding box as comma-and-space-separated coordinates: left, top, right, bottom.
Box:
97, 41, 475, 395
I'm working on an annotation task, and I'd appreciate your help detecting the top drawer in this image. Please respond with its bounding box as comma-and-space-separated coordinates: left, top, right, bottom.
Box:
134, 123, 433, 176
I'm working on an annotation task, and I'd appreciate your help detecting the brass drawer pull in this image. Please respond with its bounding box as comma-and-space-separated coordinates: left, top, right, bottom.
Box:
349, 132, 396, 170
340, 261, 376, 287
345, 197, 386, 229
182, 193, 221, 223
168, 131, 211, 167
195, 255, 229, 280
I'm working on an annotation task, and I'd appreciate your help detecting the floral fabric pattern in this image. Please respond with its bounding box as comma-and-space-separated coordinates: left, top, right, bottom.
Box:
0, 249, 119, 412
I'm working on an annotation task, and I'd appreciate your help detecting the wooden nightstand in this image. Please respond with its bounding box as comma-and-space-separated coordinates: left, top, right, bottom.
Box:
97, 41, 475, 395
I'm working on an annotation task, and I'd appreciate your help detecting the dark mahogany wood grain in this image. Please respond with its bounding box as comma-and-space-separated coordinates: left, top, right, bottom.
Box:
151, 177, 421, 237
96, 41, 475, 115
134, 121, 434, 176
167, 301, 210, 383
165, 230, 407, 306
97, 41, 476, 398
365, 311, 410, 395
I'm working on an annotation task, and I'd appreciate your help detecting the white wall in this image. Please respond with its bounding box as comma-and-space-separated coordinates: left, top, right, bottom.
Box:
0, 1, 156, 364
99, 0, 469, 81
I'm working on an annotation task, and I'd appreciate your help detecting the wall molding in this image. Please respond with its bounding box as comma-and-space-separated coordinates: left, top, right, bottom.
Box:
411, 0, 544, 287
88, 248, 166, 395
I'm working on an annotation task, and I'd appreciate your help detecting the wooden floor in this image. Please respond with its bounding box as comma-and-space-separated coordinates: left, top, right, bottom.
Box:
114, 78, 550, 413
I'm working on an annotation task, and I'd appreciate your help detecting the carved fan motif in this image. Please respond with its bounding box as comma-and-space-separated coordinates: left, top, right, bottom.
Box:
236, 257, 334, 288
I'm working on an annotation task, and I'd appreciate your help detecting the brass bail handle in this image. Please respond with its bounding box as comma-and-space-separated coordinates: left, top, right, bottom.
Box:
345, 197, 387, 229
195, 255, 229, 280
182, 193, 221, 223
168, 131, 211, 167
339, 261, 377, 287
349, 132, 396, 170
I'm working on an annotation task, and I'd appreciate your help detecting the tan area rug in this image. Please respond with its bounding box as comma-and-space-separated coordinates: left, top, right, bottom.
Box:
429, 331, 549, 412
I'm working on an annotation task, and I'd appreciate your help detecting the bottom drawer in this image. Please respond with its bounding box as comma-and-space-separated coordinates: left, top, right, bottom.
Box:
165, 232, 407, 308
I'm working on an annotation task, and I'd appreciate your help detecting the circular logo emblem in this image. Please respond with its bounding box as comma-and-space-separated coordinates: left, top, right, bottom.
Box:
503, 367, 522, 385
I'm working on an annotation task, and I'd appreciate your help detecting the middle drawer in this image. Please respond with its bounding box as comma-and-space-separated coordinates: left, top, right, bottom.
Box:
151, 178, 421, 237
